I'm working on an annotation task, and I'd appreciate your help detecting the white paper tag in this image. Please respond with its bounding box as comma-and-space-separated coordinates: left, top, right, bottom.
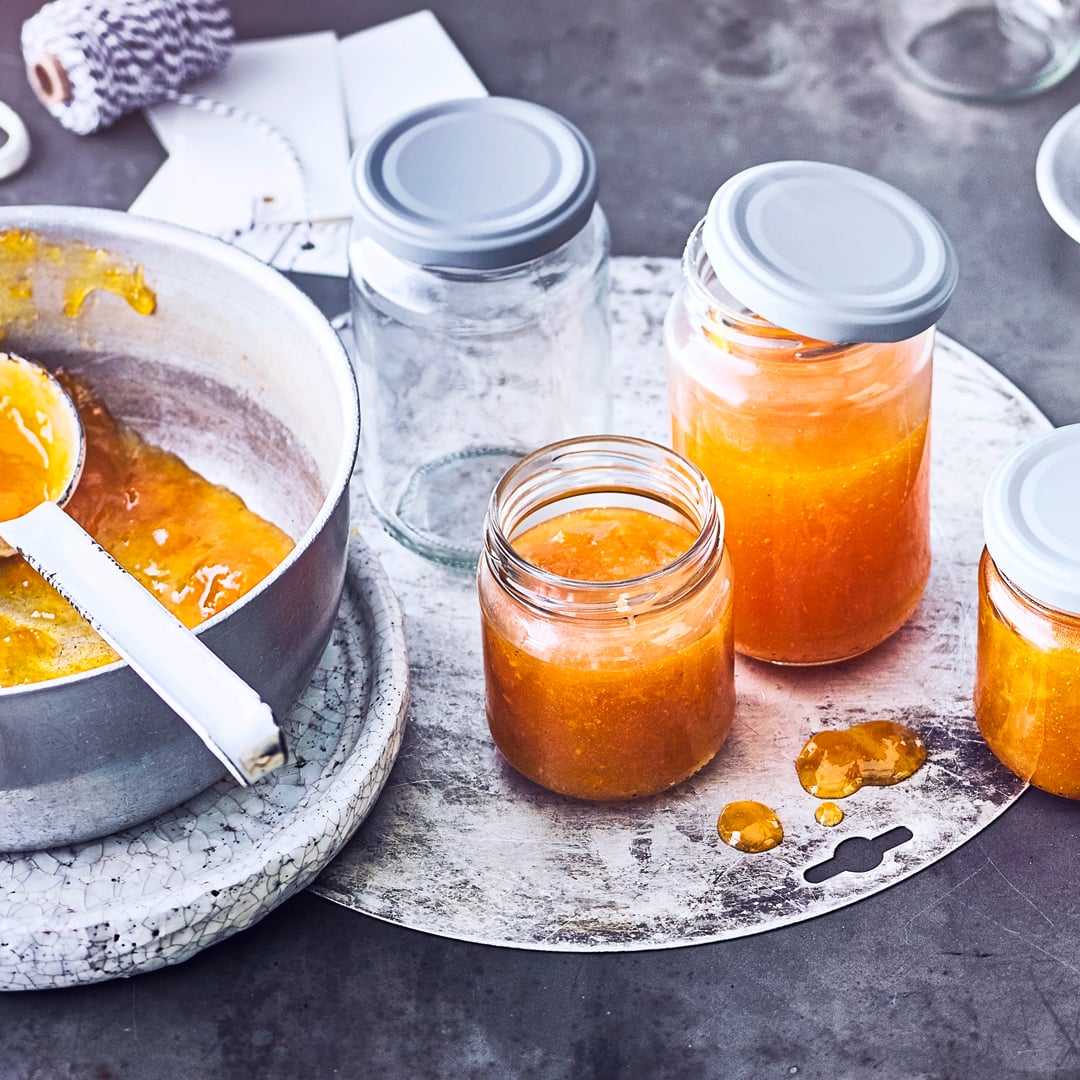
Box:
128, 11, 488, 277
340, 10, 487, 146
131, 32, 350, 234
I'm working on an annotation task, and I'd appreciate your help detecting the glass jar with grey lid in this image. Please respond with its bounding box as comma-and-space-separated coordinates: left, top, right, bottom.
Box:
347, 96, 612, 570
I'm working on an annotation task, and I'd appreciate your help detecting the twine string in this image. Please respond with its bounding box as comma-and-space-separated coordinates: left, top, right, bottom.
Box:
21, 0, 313, 244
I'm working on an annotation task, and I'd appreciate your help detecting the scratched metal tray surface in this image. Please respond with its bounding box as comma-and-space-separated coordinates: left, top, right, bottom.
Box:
313, 256, 1047, 951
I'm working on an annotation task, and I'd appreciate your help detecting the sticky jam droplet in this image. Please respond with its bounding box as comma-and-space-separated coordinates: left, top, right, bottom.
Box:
717, 800, 783, 853
0, 228, 157, 332
795, 719, 927, 800
814, 801, 844, 827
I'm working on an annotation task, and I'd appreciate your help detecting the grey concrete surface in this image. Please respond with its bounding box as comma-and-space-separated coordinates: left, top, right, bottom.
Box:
2, 1, 1080, 1077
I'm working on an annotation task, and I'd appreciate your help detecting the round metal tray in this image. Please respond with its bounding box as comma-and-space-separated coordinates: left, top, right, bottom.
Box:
314, 256, 1046, 951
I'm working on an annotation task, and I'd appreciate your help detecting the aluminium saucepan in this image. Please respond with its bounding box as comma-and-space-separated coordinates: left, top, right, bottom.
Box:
0, 206, 360, 852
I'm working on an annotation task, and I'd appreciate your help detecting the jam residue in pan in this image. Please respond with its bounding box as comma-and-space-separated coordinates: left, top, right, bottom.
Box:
0, 373, 294, 686
0, 227, 156, 330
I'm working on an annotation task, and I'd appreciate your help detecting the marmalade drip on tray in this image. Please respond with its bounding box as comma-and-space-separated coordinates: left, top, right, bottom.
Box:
717, 721, 925, 856
795, 719, 927, 800
717, 800, 784, 853
0, 372, 294, 686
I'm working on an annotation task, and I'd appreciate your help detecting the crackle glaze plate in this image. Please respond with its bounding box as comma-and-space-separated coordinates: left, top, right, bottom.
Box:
314, 256, 1047, 952
0, 534, 408, 990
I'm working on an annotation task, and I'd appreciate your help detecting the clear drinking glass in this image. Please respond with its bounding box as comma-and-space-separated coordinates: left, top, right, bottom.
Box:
879, 0, 1080, 100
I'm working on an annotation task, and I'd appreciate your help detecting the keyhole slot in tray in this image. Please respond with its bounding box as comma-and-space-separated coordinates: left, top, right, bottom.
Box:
803, 826, 914, 884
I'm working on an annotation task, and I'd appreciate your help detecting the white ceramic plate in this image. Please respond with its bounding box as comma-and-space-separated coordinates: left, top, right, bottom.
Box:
1037, 102, 1080, 242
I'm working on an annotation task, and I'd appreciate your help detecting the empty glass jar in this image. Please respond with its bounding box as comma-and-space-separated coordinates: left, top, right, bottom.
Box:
879, 0, 1080, 101
348, 97, 612, 569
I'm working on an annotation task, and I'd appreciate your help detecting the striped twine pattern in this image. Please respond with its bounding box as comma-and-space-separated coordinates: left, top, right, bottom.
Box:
21, 0, 235, 135
20, 1, 313, 240
161, 89, 313, 237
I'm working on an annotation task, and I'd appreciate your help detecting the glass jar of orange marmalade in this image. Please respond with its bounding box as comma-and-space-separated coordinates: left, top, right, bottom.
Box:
478, 435, 735, 800
975, 424, 1080, 797
666, 161, 958, 665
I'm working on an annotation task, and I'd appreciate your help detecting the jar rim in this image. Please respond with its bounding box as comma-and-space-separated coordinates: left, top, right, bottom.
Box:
483, 435, 723, 619
681, 223, 857, 361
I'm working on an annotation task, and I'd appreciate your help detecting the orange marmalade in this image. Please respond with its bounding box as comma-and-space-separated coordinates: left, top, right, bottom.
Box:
974, 424, 1080, 797
0, 357, 81, 521
0, 373, 294, 686
665, 163, 957, 665
974, 549, 1080, 798
666, 239, 933, 665
478, 437, 734, 801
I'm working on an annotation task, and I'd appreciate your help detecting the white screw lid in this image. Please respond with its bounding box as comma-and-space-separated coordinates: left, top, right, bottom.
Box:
702, 161, 958, 343
983, 424, 1080, 615
349, 97, 598, 270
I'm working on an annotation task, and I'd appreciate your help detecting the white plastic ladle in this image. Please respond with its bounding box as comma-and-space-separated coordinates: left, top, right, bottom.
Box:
0, 351, 286, 785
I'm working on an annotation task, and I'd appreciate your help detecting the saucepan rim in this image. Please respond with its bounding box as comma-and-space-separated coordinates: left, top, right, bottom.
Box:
0, 204, 360, 696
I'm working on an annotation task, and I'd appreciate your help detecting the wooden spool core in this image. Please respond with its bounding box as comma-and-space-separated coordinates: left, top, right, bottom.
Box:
27, 54, 72, 107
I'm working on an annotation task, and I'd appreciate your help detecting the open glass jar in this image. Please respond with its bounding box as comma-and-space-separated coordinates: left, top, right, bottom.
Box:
478, 436, 735, 800
665, 161, 958, 665
348, 98, 612, 570
975, 425, 1080, 797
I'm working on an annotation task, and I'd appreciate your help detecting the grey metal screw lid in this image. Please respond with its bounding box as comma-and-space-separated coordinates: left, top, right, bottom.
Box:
349, 97, 599, 270
983, 423, 1080, 615
702, 160, 958, 343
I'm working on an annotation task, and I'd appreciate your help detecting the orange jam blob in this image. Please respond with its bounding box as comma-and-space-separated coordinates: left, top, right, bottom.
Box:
668, 313, 933, 665
0, 359, 79, 521
717, 800, 784, 853
795, 720, 927, 800
0, 228, 156, 332
975, 549, 1080, 797
0, 373, 293, 687
513, 506, 695, 579
814, 801, 844, 827
479, 504, 735, 801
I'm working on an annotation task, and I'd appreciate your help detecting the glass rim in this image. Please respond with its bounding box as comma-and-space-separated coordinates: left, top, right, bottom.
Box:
483, 434, 723, 619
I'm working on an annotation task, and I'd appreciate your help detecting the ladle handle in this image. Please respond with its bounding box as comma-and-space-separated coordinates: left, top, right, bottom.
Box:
0, 501, 286, 785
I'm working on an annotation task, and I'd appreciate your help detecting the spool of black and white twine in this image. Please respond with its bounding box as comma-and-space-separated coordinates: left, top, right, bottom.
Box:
21, 0, 235, 136
20, 0, 314, 246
